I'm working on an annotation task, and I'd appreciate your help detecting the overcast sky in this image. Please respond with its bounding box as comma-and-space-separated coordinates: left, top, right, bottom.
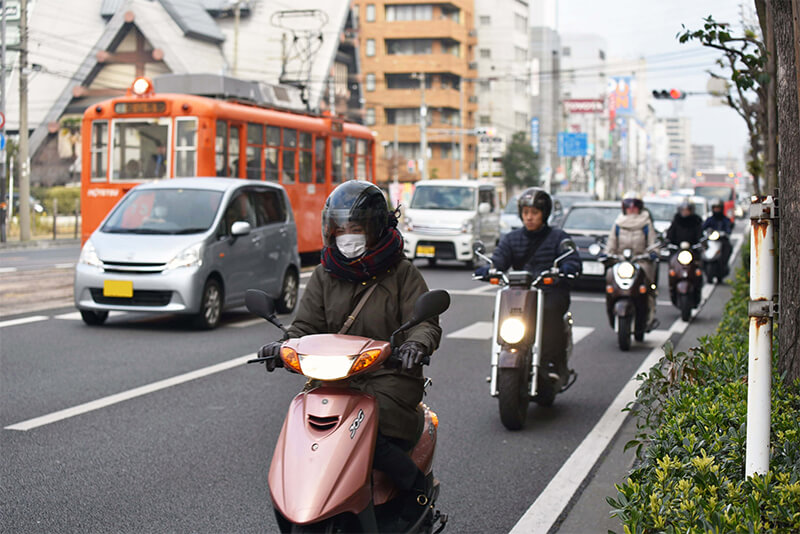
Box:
555, 0, 750, 168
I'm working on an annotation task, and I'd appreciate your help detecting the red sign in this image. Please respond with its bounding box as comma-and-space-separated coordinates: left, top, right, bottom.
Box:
563, 99, 604, 113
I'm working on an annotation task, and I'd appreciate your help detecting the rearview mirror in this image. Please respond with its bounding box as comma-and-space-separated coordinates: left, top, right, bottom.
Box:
478, 202, 491, 215
231, 221, 252, 237
411, 289, 451, 325
559, 238, 576, 253
245, 289, 276, 319
472, 240, 486, 255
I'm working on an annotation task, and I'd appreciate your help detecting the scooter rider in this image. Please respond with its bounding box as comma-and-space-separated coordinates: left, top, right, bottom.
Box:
257, 181, 442, 511
474, 187, 581, 382
606, 193, 659, 329
702, 198, 733, 265
666, 199, 703, 246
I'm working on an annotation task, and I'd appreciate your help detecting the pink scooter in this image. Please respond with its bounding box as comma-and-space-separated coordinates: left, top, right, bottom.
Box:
245, 289, 451, 533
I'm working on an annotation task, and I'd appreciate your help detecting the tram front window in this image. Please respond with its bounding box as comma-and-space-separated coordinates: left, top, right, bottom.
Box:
112, 118, 170, 181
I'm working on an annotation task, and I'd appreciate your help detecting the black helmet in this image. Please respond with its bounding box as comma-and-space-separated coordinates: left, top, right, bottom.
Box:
321, 181, 392, 248
621, 192, 644, 213
517, 187, 552, 221
677, 198, 694, 215
710, 198, 724, 211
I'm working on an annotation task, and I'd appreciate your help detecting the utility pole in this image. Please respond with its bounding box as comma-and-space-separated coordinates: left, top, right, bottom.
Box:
233, 0, 241, 77
459, 76, 465, 179
393, 122, 399, 184
414, 72, 427, 181
18, 0, 30, 241
1, 0, 7, 242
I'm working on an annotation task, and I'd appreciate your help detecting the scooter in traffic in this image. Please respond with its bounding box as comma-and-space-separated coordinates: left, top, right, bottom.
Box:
473, 240, 578, 431
593, 243, 660, 351
667, 241, 705, 321
245, 288, 451, 534
702, 229, 730, 283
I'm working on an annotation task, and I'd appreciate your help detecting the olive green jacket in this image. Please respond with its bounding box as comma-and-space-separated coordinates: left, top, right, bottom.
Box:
287, 258, 442, 441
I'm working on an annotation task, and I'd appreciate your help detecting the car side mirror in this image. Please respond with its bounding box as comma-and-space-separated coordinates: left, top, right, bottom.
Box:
231, 221, 251, 237
478, 202, 491, 215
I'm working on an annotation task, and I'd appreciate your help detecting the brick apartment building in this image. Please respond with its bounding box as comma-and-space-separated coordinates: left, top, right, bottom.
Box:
352, 1, 478, 183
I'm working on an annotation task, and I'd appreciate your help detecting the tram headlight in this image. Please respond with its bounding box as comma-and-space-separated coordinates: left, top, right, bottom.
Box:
616, 261, 635, 279
132, 77, 152, 96
677, 250, 694, 265
499, 317, 526, 344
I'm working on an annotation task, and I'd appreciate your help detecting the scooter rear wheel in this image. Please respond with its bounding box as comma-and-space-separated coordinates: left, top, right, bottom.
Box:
498, 368, 529, 430
617, 316, 632, 351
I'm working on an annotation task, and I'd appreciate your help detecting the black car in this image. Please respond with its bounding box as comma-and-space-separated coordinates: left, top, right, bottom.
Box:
559, 201, 620, 283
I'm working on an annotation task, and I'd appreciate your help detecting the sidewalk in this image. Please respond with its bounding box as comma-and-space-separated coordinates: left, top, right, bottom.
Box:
552, 279, 735, 534
0, 237, 80, 250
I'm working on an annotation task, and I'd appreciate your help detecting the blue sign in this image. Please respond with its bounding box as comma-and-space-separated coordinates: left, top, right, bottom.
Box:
0, 134, 5, 151
530, 117, 540, 154
557, 132, 588, 157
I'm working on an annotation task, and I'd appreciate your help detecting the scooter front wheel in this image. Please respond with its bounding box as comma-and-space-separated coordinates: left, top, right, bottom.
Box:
678, 293, 692, 322
617, 315, 632, 351
498, 368, 529, 430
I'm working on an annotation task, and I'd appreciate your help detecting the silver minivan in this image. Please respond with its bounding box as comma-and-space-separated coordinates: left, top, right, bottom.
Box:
74, 178, 301, 329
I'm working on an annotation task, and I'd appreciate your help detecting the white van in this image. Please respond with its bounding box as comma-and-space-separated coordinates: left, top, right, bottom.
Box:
402, 180, 500, 266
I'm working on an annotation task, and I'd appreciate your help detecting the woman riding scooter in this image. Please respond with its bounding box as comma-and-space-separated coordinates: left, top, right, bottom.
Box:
258, 181, 442, 518
474, 187, 580, 382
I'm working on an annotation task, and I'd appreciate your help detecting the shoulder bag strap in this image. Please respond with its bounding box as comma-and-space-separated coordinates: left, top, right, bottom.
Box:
338, 283, 379, 335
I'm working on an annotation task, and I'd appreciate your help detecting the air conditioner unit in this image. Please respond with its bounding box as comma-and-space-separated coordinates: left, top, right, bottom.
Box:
468, 62, 478, 70
468, 29, 477, 37
468, 95, 479, 103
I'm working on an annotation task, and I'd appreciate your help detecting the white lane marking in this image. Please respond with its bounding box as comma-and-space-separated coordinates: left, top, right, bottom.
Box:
0, 315, 48, 328
54, 311, 128, 320
572, 326, 593, 345
300, 271, 313, 279
54, 263, 75, 269
447, 321, 493, 339
5, 354, 254, 431
508, 341, 667, 534
228, 318, 264, 329
0, 267, 18, 273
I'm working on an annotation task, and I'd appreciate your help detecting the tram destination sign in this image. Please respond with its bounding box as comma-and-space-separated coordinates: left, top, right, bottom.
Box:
114, 101, 167, 114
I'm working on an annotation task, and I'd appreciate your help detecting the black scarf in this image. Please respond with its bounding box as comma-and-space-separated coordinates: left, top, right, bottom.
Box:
321, 227, 405, 282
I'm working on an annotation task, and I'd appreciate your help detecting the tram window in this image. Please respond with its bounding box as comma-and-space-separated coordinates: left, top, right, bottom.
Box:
357, 139, 367, 155
366, 154, 373, 181
265, 148, 279, 182
247, 123, 263, 145
175, 117, 197, 177
251, 189, 286, 226
346, 137, 356, 156
228, 125, 240, 177
299, 132, 312, 149
346, 155, 355, 181
91, 120, 108, 182
246, 146, 262, 180
283, 128, 297, 148
282, 148, 296, 184
299, 151, 312, 183
357, 157, 366, 181
315, 137, 326, 183
332, 138, 343, 183
215, 120, 228, 176
112, 118, 168, 181
266, 126, 280, 146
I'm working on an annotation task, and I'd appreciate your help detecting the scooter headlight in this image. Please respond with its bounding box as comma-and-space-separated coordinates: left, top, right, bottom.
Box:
616, 261, 635, 279
677, 250, 694, 265
708, 231, 720, 241
499, 317, 526, 344
291, 349, 384, 380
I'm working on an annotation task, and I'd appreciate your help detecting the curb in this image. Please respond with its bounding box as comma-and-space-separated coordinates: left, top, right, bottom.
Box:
0, 238, 81, 250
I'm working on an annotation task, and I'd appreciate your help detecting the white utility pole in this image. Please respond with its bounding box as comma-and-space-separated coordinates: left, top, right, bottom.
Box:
415, 72, 428, 181
18, 0, 30, 241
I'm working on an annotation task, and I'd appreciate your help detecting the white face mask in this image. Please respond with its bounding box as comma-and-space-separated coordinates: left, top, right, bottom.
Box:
335, 234, 367, 258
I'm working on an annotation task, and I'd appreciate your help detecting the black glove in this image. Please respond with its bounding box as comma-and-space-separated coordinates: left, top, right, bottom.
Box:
257, 341, 284, 372
396, 341, 428, 370
473, 265, 490, 279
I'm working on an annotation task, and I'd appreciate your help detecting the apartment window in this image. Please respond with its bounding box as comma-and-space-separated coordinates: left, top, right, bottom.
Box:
562, 46, 571, 57
479, 48, 490, 59
386, 39, 433, 55
396, 143, 420, 160
440, 143, 461, 160
479, 80, 490, 93
515, 79, 527, 94
515, 112, 528, 131
514, 13, 527, 32
386, 73, 430, 89
479, 15, 490, 25
443, 40, 460, 56
479, 115, 491, 126
366, 39, 375, 56
441, 5, 460, 22
366, 73, 376, 91
599, 49, 606, 60
386, 108, 420, 125
365, 108, 376, 126
386, 4, 432, 21
439, 108, 460, 125
365, 4, 375, 22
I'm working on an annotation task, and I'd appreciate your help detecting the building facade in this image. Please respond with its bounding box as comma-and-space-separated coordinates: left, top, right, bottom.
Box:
353, 0, 478, 183
529, 25, 561, 191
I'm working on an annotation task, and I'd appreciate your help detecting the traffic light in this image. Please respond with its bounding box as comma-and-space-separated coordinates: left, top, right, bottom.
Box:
652, 89, 687, 100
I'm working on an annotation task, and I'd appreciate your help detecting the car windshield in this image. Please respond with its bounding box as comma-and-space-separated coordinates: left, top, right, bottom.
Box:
645, 201, 678, 222
555, 193, 593, 211
410, 186, 475, 210
504, 197, 518, 214
695, 186, 734, 201
562, 206, 619, 232
102, 188, 223, 235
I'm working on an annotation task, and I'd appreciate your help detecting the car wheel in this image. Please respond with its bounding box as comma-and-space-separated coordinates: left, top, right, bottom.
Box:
80, 310, 108, 326
194, 278, 223, 330
276, 269, 299, 314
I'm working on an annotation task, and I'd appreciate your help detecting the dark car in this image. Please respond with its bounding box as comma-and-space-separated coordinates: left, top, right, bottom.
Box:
559, 201, 620, 282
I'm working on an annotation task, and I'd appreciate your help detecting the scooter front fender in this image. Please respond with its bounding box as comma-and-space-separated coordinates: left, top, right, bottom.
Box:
614, 299, 634, 318
269, 387, 377, 526
498, 349, 526, 369
676, 280, 692, 294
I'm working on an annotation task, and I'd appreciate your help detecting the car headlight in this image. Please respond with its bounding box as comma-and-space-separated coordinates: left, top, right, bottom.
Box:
500, 219, 510, 230
708, 231, 720, 241
461, 218, 474, 234
499, 317, 526, 344
616, 261, 635, 279
588, 243, 602, 256
403, 217, 414, 232
677, 250, 694, 265
78, 240, 103, 268
165, 242, 203, 270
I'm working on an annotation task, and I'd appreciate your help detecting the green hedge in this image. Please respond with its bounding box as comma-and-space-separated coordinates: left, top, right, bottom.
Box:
608, 248, 800, 533
32, 186, 80, 214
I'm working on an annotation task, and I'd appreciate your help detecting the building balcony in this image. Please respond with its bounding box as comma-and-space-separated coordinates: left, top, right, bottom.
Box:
367, 19, 468, 42
368, 87, 463, 108
362, 54, 471, 77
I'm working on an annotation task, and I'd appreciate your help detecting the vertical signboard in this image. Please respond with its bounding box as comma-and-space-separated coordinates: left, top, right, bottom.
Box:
609, 76, 634, 116
530, 117, 540, 154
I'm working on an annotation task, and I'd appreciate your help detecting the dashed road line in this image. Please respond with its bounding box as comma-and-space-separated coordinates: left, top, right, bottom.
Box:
0, 315, 48, 328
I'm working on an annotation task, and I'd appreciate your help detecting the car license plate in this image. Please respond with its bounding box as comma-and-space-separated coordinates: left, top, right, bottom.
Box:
582, 261, 605, 276
416, 245, 435, 258
103, 280, 133, 298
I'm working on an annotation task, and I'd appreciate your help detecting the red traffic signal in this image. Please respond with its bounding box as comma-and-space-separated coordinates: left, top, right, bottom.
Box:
652, 89, 687, 100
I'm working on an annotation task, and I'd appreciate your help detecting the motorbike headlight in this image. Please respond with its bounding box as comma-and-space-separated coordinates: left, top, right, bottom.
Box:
499, 317, 526, 344
460, 218, 474, 234
677, 250, 694, 265
165, 242, 203, 270
403, 216, 414, 232
709, 231, 720, 241
78, 240, 103, 268
617, 261, 635, 279
294, 349, 383, 380
588, 243, 602, 256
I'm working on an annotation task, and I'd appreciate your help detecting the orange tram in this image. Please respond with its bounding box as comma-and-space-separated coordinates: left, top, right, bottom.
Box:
81, 77, 376, 253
